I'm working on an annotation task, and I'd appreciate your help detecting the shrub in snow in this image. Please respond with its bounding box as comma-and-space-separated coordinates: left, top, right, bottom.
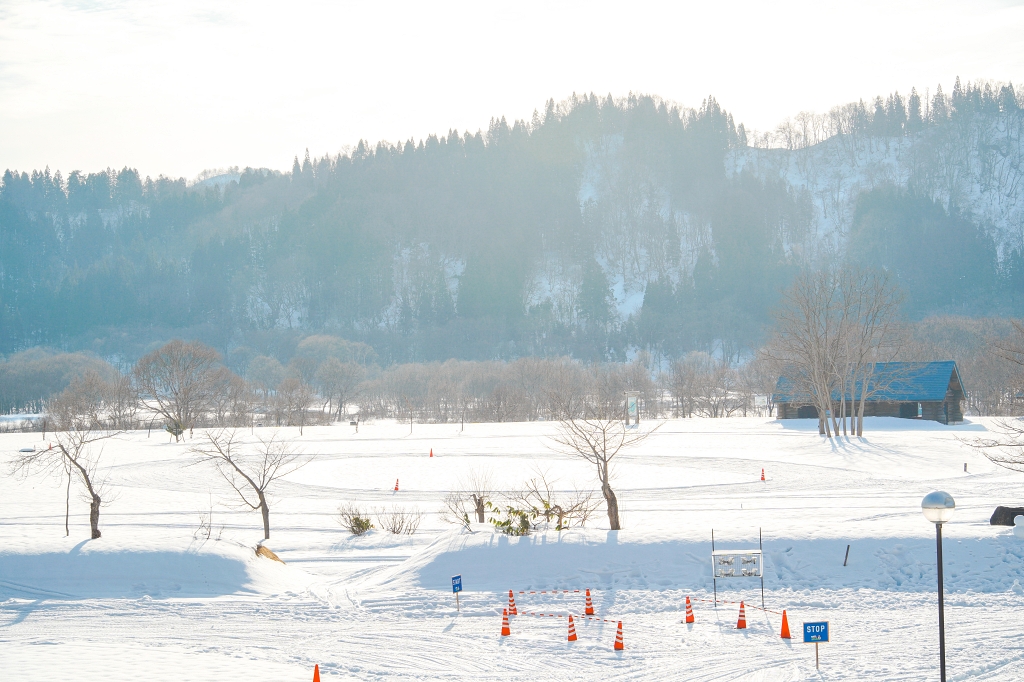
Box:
487, 502, 536, 536
510, 471, 600, 530
339, 504, 373, 535
375, 506, 422, 535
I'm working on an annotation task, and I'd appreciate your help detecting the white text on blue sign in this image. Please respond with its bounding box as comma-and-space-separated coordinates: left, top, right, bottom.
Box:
803, 622, 829, 643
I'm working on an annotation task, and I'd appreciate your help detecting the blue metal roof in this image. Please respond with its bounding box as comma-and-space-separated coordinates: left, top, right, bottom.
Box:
774, 361, 962, 403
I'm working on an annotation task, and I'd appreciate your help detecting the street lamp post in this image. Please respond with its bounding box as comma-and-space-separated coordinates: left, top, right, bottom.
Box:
922, 490, 955, 682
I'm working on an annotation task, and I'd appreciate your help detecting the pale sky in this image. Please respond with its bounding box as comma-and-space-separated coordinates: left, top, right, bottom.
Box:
2, 0, 1023, 180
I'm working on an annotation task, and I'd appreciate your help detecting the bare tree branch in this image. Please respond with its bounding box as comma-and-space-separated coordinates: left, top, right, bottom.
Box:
190, 429, 310, 540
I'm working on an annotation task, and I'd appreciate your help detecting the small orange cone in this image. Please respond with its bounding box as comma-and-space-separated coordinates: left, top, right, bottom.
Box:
736, 601, 747, 629
567, 614, 578, 641
585, 588, 594, 615
684, 595, 694, 623
508, 590, 517, 615
430, 448, 433, 457
780, 609, 791, 639
614, 621, 624, 650
761, 468, 765, 481
313, 664, 320, 682
394, 479, 399, 492
501, 608, 511, 636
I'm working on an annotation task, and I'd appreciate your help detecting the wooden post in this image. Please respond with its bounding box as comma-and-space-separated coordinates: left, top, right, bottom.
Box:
844, 544, 851, 566
815, 642, 819, 670
456, 591, 460, 612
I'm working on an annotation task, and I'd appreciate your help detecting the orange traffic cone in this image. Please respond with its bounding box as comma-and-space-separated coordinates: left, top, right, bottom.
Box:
761, 468, 765, 481
313, 664, 320, 682
614, 621, 624, 650
394, 479, 399, 492
684, 595, 694, 623
501, 608, 511, 636
585, 588, 594, 615
780, 609, 791, 639
567, 614, 578, 641
736, 601, 747, 629
508, 590, 517, 615
430, 448, 433, 457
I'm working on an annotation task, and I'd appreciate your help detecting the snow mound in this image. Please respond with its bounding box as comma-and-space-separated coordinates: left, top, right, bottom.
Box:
364, 527, 1024, 596
0, 539, 313, 600
368, 528, 707, 593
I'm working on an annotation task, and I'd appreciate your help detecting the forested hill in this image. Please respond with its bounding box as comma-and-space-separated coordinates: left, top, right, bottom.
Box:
2, 82, 1023, 365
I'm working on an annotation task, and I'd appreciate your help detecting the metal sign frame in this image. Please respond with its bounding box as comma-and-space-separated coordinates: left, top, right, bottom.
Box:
711, 550, 762, 578
711, 528, 765, 610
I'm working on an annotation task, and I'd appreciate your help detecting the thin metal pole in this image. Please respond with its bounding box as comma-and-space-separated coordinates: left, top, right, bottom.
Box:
759, 527, 765, 610
936, 522, 947, 682
712, 528, 717, 607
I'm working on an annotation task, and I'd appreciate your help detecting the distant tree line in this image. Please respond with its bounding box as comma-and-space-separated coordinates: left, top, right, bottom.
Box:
5, 82, 1022, 364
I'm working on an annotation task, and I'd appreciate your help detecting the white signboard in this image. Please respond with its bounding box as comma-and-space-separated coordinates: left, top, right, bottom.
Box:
711, 549, 762, 578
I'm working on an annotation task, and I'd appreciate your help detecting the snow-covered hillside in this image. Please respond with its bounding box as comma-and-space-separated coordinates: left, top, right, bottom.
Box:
2, 417, 1023, 680
729, 112, 1024, 258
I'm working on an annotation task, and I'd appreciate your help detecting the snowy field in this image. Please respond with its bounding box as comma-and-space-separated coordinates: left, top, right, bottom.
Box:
2, 417, 1023, 681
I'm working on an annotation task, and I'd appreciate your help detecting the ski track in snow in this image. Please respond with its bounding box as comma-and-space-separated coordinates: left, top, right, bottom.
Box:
2, 416, 1024, 680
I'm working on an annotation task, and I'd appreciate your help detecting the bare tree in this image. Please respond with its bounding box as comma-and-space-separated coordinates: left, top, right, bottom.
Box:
839, 269, 904, 436
190, 430, 310, 540
134, 340, 223, 440
440, 469, 493, 526
13, 390, 119, 539
315, 358, 365, 420
738, 357, 778, 417
106, 373, 140, 430
210, 372, 255, 428
274, 378, 317, 433
667, 355, 699, 418
764, 270, 845, 436
966, 419, 1024, 472
764, 268, 903, 437
549, 416, 651, 530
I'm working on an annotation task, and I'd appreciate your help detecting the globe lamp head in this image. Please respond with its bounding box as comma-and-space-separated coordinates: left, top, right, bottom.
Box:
922, 491, 955, 524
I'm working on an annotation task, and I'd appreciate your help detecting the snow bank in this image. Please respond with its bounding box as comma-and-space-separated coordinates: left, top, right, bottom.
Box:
0, 538, 313, 600
370, 526, 1024, 597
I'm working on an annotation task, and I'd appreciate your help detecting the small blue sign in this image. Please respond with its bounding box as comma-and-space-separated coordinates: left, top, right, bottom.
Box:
803, 621, 829, 643
452, 575, 462, 593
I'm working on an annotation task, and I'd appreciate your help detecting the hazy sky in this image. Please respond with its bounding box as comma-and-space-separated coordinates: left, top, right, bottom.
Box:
2, 0, 1024, 179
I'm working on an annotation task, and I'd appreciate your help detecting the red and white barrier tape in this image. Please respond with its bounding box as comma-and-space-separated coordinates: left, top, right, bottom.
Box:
515, 589, 583, 594
690, 597, 782, 615
516, 611, 617, 624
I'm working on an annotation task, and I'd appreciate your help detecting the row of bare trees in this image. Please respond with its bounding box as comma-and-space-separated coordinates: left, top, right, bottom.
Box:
29, 340, 358, 439
24, 283, 1024, 443
358, 356, 659, 424
12, 417, 308, 541
667, 352, 777, 418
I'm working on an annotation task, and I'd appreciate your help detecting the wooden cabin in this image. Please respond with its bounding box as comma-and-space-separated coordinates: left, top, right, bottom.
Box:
775, 361, 965, 424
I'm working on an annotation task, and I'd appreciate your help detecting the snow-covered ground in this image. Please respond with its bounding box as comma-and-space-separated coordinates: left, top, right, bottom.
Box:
2, 417, 1023, 680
